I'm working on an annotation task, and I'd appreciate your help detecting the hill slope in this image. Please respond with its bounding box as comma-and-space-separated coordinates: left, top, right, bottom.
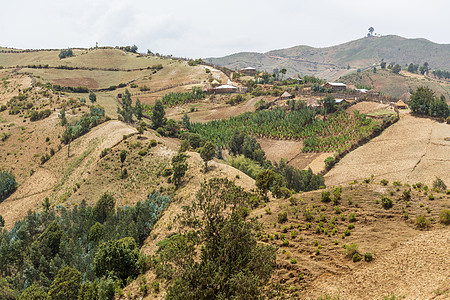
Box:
206, 35, 450, 80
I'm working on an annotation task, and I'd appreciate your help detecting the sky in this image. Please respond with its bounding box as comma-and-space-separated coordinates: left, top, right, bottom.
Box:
1, 0, 449, 58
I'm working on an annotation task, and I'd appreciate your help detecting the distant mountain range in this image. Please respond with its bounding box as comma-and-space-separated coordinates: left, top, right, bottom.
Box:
205, 35, 450, 80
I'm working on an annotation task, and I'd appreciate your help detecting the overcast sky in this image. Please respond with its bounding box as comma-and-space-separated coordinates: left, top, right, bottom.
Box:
1, 0, 449, 58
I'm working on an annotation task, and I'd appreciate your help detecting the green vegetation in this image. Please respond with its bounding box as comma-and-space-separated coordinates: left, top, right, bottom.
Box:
0, 191, 169, 297
59, 48, 74, 59
153, 178, 276, 299
409, 86, 449, 118
0, 170, 17, 202
189, 108, 381, 153
160, 87, 205, 107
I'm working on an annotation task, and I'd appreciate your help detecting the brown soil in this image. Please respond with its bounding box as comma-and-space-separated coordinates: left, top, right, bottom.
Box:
53, 77, 99, 88
325, 114, 450, 186
347, 101, 390, 114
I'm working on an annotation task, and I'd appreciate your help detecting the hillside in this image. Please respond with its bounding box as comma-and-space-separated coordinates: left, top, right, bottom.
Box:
340, 68, 450, 101
0, 47, 448, 300
206, 35, 450, 80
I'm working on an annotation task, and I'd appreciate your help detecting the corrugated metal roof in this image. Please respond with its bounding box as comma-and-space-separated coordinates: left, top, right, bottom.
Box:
214, 85, 237, 89
327, 82, 347, 87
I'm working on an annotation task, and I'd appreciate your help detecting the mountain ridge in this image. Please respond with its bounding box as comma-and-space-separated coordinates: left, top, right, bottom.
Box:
206, 35, 450, 80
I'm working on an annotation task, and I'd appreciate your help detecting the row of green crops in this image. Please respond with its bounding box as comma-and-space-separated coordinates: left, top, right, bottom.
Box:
160, 87, 205, 107
188, 108, 380, 153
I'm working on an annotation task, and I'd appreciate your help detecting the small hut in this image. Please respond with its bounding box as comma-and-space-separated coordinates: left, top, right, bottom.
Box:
395, 99, 408, 109
280, 91, 294, 100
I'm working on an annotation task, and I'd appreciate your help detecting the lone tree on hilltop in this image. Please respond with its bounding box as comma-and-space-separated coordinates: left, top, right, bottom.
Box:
367, 27, 375, 37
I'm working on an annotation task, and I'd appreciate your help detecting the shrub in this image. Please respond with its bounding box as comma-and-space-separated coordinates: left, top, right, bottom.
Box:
428, 194, 434, 200
282, 239, 289, 246
344, 229, 351, 236
439, 210, 450, 225
364, 252, 373, 262
334, 207, 342, 214
290, 258, 297, 264
415, 215, 431, 229
0, 170, 17, 202
381, 196, 393, 209
402, 189, 411, 200
324, 156, 335, 169
278, 211, 288, 223
304, 209, 314, 221
352, 252, 362, 262
321, 191, 331, 202
344, 243, 359, 259
348, 213, 356, 222
380, 179, 389, 186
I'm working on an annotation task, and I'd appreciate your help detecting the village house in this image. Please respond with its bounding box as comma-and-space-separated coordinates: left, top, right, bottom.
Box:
239, 67, 258, 76
324, 82, 347, 92
213, 84, 238, 94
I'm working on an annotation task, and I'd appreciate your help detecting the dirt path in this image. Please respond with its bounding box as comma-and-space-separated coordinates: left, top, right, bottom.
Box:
304, 228, 450, 299
325, 114, 450, 186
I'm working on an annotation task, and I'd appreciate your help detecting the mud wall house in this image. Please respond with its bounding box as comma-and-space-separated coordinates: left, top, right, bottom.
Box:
324, 82, 347, 92
213, 84, 238, 94
240, 67, 258, 76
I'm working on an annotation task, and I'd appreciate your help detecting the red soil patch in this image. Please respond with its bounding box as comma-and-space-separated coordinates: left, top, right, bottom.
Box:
53, 77, 99, 88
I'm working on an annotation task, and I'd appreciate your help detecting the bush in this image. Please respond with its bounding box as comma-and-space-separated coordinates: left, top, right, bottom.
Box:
348, 213, 356, 222
364, 252, 373, 262
415, 215, 431, 229
278, 211, 288, 223
344, 243, 359, 259
0, 170, 17, 202
380, 179, 389, 186
352, 252, 362, 262
381, 196, 393, 209
321, 191, 331, 202
324, 156, 335, 169
433, 177, 447, 192
439, 210, 450, 225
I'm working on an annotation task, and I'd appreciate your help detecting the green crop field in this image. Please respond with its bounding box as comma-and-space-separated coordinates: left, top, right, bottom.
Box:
188, 108, 382, 153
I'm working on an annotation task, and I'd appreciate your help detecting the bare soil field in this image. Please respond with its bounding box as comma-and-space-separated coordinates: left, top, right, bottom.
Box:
325, 114, 450, 186
347, 101, 390, 114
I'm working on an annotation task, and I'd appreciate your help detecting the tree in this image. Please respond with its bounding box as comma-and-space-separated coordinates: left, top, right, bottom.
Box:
429, 95, 449, 118
200, 141, 215, 172
152, 100, 166, 129
181, 113, 190, 130
93, 193, 115, 223
255, 169, 282, 199
48, 267, 81, 300
171, 153, 188, 187
19, 284, 47, 300
61, 126, 73, 157
0, 170, 17, 202
89, 90, 97, 104
320, 94, 336, 114
59, 108, 67, 126
93, 237, 141, 281
119, 150, 127, 177
368, 26, 374, 37
380, 61, 386, 69
409, 86, 435, 115
136, 120, 147, 138
419, 62, 429, 75
159, 178, 276, 299
117, 89, 133, 123
280, 68, 287, 80
134, 98, 143, 120
229, 131, 245, 156
392, 64, 401, 74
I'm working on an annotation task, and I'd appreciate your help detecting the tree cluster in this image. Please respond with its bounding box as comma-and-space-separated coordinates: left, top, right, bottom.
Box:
153, 178, 276, 299
409, 86, 449, 118
58, 49, 74, 59
0, 191, 170, 298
